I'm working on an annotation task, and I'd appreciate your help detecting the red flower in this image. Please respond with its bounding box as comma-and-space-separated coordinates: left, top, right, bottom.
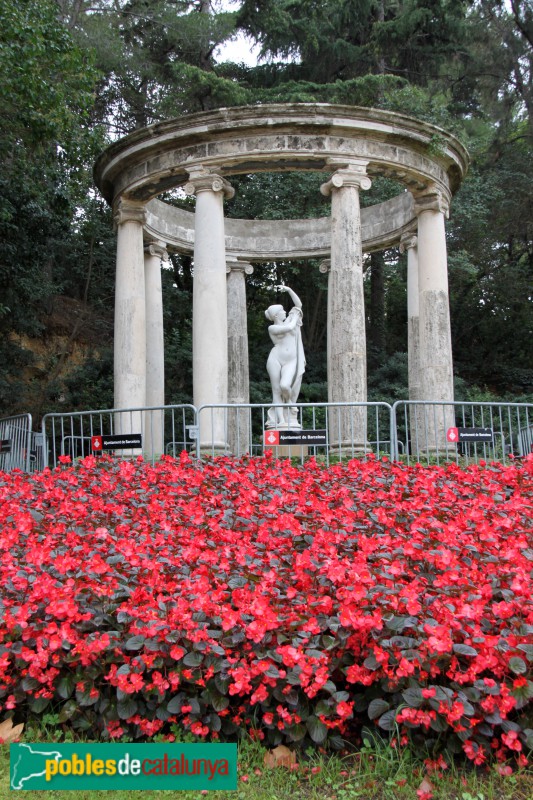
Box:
336, 701, 354, 719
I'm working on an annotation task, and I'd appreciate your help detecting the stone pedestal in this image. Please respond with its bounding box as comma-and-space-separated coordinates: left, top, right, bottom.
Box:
113, 199, 146, 443
226, 258, 253, 456
144, 241, 167, 458
321, 163, 371, 450
185, 168, 235, 451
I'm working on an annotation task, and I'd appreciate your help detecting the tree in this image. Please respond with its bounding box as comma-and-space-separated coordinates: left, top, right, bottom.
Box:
3, 0, 531, 416
0, 0, 102, 416
60, 0, 249, 135
442, 2, 533, 396
237, 0, 471, 86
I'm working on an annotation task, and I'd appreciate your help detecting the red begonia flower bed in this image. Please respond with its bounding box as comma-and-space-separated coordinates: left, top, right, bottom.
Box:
0, 453, 532, 765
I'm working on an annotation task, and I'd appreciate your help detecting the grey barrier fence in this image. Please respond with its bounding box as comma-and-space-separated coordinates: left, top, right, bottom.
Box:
196, 402, 394, 464
41, 405, 197, 468
40, 402, 394, 468
0, 400, 531, 473
391, 400, 533, 465
0, 414, 45, 473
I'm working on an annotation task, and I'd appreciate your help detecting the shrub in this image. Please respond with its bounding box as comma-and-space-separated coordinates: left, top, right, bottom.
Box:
0, 453, 531, 765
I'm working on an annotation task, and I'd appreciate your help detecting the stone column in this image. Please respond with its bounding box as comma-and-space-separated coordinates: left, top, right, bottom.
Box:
113, 199, 146, 440
184, 167, 235, 451
320, 162, 371, 451
413, 188, 455, 449
400, 230, 422, 452
226, 257, 254, 456
144, 241, 167, 459
400, 231, 420, 404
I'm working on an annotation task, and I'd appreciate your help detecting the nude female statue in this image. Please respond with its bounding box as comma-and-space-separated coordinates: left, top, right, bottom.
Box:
265, 285, 305, 428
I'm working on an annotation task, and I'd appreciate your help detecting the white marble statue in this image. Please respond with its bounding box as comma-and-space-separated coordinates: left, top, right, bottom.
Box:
265, 285, 306, 428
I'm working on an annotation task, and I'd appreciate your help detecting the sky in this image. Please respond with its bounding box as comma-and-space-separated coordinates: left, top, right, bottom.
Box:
213, 0, 262, 65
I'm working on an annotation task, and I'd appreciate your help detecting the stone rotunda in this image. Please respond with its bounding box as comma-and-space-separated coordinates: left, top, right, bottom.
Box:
93, 103, 469, 451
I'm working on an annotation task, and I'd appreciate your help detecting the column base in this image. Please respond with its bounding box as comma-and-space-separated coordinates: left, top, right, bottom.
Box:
199, 442, 230, 457
328, 441, 372, 457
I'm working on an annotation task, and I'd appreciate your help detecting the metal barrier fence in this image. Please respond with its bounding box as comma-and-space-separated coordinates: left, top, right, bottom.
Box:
392, 400, 533, 465
0, 414, 45, 473
40, 402, 393, 468
1, 401, 531, 473
42, 405, 197, 469
197, 402, 394, 464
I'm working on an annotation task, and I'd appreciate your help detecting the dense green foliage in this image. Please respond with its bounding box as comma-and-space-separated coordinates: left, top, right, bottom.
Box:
0, 0, 531, 419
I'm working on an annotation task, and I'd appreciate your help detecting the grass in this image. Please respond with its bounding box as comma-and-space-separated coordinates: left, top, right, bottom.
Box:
1, 730, 531, 799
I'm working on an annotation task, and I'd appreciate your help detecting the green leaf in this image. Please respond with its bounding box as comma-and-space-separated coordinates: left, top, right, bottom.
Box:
188, 697, 201, 715
221, 719, 239, 735
402, 687, 424, 708
431, 686, 454, 701
117, 698, 138, 719
332, 691, 350, 703
207, 691, 229, 712
509, 656, 527, 675
58, 699, 78, 722
368, 698, 390, 720
124, 635, 145, 651
29, 696, 50, 713
523, 728, 533, 750
73, 716, 93, 731
517, 644, 533, 661
453, 644, 478, 657
430, 714, 449, 732
314, 699, 333, 716
305, 648, 325, 659
286, 722, 306, 741
183, 651, 203, 667
21, 676, 39, 692
214, 674, 231, 695
384, 615, 417, 631
206, 713, 222, 732
377, 709, 398, 731
364, 654, 379, 671
76, 688, 99, 707
167, 694, 185, 714
306, 715, 328, 743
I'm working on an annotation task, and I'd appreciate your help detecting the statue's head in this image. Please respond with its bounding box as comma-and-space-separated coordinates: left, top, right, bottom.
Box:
265, 304, 286, 323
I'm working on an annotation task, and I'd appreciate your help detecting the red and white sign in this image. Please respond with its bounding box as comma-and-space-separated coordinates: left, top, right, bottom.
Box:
91, 436, 103, 451
264, 430, 280, 446
447, 427, 459, 442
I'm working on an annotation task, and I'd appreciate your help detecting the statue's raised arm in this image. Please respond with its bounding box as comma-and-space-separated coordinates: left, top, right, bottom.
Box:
265, 285, 306, 429
275, 284, 302, 311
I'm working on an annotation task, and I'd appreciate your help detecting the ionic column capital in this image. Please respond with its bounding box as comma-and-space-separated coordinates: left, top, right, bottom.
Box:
399, 230, 418, 254
319, 258, 331, 274
144, 241, 169, 262
184, 167, 235, 200
114, 198, 146, 227
226, 257, 254, 276
320, 162, 372, 196
412, 187, 450, 218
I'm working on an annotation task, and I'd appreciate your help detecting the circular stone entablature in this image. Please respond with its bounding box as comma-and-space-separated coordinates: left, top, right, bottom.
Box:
94, 104, 469, 261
